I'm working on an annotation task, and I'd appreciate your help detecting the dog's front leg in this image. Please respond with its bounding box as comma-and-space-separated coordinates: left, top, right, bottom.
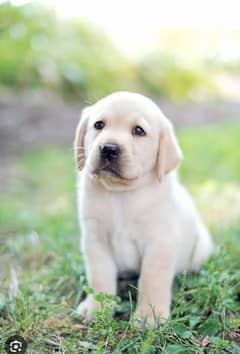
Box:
77, 235, 117, 321
135, 243, 176, 327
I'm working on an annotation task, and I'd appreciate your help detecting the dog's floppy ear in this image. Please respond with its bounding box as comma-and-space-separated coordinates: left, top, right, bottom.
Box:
74, 106, 91, 170
157, 119, 183, 181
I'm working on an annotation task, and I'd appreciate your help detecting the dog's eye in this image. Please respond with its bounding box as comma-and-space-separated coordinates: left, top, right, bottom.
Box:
132, 126, 146, 136
94, 121, 105, 130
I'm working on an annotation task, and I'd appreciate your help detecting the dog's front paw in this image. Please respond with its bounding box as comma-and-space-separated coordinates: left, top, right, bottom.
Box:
76, 296, 101, 321
134, 305, 169, 328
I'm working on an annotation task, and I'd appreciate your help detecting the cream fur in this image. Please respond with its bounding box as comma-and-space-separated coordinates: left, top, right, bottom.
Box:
74, 91, 214, 326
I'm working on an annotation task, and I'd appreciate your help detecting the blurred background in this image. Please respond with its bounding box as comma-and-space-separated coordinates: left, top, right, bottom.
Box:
0, 1, 240, 349
1, 0, 240, 159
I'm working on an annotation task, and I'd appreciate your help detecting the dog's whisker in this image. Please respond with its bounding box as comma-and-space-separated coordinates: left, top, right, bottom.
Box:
73, 147, 86, 151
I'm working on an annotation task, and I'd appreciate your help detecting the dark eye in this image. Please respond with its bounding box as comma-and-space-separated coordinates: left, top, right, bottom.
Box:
132, 126, 146, 136
94, 121, 105, 130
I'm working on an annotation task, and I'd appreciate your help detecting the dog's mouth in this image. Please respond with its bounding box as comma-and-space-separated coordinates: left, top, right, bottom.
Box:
94, 161, 123, 179
93, 161, 137, 182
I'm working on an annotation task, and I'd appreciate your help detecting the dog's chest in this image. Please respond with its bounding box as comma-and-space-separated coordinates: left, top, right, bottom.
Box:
108, 201, 142, 273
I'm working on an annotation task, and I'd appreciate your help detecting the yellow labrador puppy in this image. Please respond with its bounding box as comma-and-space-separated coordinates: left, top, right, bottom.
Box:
74, 91, 214, 326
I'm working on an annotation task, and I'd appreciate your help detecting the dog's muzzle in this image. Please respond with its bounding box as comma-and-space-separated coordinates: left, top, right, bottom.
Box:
99, 143, 121, 161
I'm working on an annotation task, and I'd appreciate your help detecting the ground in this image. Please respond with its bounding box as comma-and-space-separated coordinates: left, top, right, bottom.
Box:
0, 123, 240, 353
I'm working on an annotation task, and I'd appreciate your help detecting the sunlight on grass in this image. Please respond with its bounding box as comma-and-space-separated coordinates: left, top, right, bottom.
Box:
191, 180, 240, 228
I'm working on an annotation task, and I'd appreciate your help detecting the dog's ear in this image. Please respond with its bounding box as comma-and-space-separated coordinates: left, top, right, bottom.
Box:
74, 106, 91, 170
157, 119, 183, 181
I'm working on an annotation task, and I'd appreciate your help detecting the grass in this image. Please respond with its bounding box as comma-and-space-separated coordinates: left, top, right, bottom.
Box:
0, 123, 240, 353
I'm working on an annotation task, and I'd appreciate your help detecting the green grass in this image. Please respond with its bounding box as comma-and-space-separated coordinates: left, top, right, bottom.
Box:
1, 124, 240, 353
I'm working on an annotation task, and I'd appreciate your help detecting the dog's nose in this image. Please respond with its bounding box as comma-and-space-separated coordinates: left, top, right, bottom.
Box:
100, 143, 121, 160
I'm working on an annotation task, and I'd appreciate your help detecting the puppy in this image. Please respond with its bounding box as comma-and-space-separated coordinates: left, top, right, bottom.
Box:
74, 91, 214, 326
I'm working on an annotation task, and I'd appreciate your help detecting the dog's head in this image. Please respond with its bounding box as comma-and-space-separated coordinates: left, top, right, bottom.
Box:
74, 92, 183, 189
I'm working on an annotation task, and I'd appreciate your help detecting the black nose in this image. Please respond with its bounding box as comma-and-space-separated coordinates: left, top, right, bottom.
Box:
100, 143, 121, 160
